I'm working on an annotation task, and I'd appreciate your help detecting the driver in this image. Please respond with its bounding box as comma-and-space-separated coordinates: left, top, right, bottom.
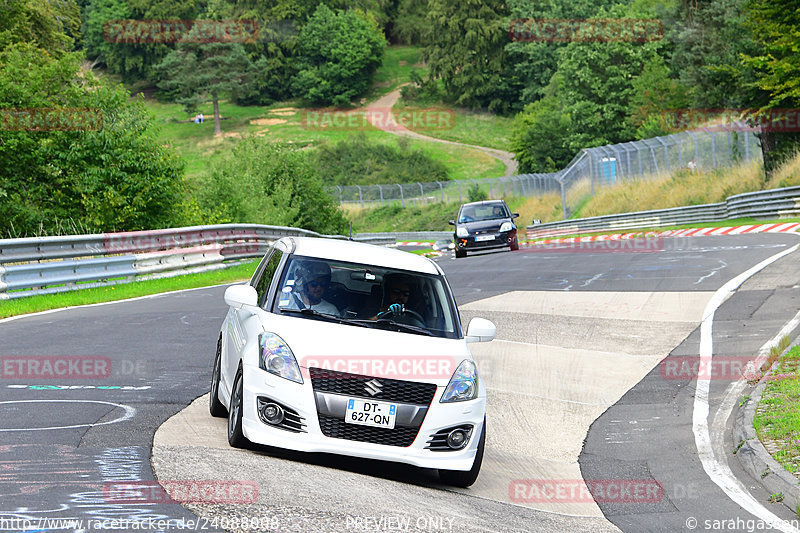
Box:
373, 273, 424, 327
285, 260, 340, 316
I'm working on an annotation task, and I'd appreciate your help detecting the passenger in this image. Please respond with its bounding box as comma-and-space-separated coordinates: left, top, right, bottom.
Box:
285, 260, 339, 316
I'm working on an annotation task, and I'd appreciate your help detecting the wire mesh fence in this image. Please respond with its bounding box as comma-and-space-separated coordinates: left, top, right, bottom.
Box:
327, 123, 763, 219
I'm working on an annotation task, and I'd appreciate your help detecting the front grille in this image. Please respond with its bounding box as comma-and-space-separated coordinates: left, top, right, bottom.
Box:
317, 414, 419, 447
256, 397, 306, 433
309, 367, 437, 405
425, 424, 474, 451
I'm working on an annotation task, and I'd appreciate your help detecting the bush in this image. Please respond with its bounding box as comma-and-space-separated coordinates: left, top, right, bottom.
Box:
194, 138, 347, 235
467, 183, 488, 202
0, 43, 185, 237
311, 134, 448, 186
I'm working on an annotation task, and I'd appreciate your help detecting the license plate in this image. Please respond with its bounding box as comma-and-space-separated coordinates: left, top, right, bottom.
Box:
475, 235, 494, 241
345, 398, 397, 429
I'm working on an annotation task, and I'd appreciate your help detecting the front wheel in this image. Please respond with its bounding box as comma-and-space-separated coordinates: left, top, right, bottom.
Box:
455, 248, 467, 258
227, 368, 250, 448
438, 419, 485, 488
510, 236, 519, 251
209, 335, 227, 418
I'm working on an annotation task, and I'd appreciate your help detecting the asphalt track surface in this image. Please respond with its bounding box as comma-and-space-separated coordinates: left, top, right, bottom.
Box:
0, 233, 799, 532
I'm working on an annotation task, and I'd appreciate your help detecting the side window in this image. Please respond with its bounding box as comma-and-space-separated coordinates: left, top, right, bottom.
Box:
253, 251, 283, 308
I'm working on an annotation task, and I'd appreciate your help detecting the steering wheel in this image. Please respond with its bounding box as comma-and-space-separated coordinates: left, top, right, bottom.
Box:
377, 307, 427, 328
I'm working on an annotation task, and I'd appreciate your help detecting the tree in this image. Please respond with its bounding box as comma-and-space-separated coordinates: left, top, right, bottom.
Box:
668, 0, 761, 109
195, 138, 348, 235
82, 0, 207, 82
509, 75, 574, 172
155, 24, 253, 135
291, 4, 385, 106
0, 0, 80, 56
0, 43, 185, 236
422, 0, 509, 111
740, 0, 800, 174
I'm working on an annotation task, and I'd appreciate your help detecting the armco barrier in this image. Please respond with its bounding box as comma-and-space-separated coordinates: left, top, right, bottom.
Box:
527, 185, 800, 238
0, 224, 396, 300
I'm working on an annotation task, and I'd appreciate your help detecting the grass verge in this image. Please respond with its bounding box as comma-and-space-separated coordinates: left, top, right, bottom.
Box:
0, 261, 258, 319
753, 342, 800, 477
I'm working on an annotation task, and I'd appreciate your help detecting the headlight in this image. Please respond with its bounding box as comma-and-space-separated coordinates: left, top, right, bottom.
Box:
258, 332, 303, 383
440, 360, 479, 403
456, 226, 469, 238
499, 222, 515, 232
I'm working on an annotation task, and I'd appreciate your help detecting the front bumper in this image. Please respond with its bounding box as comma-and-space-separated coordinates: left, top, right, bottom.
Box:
240, 364, 486, 471
455, 229, 517, 251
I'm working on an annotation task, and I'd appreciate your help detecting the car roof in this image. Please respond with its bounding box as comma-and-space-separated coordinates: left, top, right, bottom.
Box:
284, 237, 440, 275
460, 200, 507, 208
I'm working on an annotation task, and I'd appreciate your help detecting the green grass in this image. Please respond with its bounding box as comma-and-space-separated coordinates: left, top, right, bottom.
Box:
0, 261, 257, 319
367, 45, 425, 99
394, 100, 516, 152
753, 343, 800, 477
147, 98, 505, 184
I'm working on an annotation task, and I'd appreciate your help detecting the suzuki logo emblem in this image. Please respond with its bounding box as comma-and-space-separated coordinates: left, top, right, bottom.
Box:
364, 379, 383, 396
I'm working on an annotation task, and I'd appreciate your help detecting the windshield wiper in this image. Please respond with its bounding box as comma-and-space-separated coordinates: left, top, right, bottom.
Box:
348, 318, 434, 337
279, 308, 370, 328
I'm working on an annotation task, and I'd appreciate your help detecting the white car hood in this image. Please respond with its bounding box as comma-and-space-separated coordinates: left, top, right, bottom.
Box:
262, 313, 472, 386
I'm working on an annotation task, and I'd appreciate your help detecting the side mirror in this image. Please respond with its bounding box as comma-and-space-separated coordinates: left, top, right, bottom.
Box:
224, 284, 258, 310
449, 220, 456, 226
512, 213, 519, 219
465, 317, 496, 343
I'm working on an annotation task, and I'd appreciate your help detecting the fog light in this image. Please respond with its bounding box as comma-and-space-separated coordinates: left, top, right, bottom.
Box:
261, 402, 284, 425
446, 429, 468, 450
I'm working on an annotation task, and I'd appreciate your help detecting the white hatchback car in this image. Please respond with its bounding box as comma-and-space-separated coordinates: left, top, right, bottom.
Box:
210, 237, 495, 487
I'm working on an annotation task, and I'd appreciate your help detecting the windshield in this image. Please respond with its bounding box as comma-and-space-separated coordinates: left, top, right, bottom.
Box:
272, 255, 460, 339
458, 203, 509, 223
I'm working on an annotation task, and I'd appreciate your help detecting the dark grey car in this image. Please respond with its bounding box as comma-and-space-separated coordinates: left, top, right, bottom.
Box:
449, 200, 519, 258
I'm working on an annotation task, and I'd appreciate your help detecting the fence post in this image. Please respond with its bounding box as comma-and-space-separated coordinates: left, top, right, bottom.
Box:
336, 186, 342, 206
458, 181, 462, 202
560, 180, 568, 220
418, 182, 424, 202
397, 184, 404, 207
377, 185, 384, 205
436, 181, 444, 202
356, 185, 363, 207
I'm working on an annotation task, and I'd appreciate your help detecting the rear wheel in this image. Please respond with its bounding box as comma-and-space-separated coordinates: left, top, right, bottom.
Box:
227, 368, 250, 448
209, 335, 227, 417
438, 419, 485, 488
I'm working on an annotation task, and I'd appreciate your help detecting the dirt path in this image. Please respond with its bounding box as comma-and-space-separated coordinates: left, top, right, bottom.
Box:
364, 89, 519, 176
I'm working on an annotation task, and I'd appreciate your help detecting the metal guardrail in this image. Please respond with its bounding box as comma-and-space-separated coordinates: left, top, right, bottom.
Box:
0, 224, 396, 300
526, 186, 800, 237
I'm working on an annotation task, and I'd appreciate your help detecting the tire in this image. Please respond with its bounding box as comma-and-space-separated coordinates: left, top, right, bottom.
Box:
510, 236, 519, 251
438, 419, 486, 488
209, 335, 227, 418
227, 367, 250, 448
455, 248, 467, 258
